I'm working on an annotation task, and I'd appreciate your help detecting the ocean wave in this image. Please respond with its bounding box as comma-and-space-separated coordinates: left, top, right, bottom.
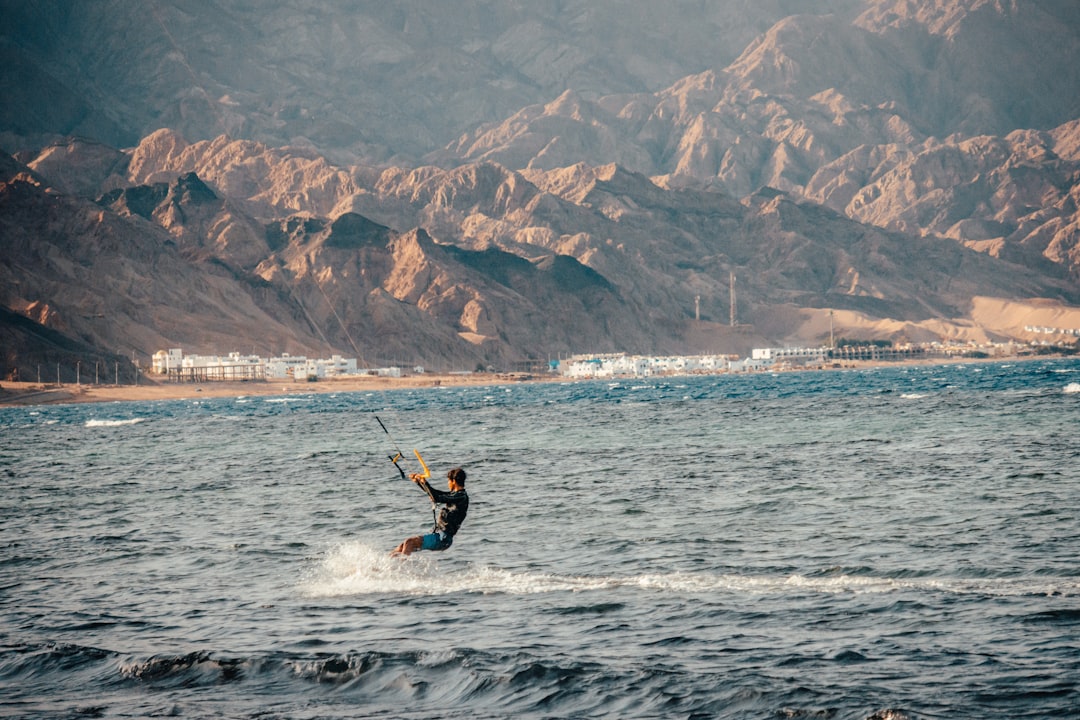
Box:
302, 543, 1080, 599
119, 650, 245, 686
0, 641, 917, 720
6, 358, 1080, 720
1063, 382, 1080, 394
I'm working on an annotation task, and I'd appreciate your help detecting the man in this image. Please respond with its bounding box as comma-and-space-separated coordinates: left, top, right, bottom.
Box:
392, 467, 469, 556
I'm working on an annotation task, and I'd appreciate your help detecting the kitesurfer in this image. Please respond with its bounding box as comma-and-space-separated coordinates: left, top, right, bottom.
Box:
392, 467, 469, 556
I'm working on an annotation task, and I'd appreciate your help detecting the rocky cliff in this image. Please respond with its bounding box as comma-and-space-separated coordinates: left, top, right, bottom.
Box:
3, 1, 1080, 375
4, 129, 1077, 378
0, 0, 861, 162
441, 2, 1080, 280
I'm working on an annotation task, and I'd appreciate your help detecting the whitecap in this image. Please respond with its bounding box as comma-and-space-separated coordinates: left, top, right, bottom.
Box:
84, 418, 146, 427
1064, 382, 1080, 394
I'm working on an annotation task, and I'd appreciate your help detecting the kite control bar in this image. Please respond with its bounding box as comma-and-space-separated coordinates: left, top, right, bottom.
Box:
375, 415, 431, 480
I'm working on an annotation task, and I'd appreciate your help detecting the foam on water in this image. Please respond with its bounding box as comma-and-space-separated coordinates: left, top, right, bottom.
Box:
84, 418, 146, 427
304, 542, 1080, 600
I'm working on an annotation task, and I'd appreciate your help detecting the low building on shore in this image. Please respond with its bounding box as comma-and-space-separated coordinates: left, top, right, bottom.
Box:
152, 349, 361, 382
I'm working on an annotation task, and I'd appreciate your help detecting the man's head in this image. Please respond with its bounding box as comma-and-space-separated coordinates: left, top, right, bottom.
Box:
447, 467, 466, 490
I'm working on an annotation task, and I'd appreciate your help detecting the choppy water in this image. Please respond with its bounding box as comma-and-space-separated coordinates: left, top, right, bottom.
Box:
2, 359, 1079, 719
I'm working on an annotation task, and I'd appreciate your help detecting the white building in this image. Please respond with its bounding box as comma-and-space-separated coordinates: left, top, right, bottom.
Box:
182, 351, 263, 371
317, 355, 359, 376
154, 349, 362, 381
265, 354, 313, 379
561, 353, 738, 378
561, 354, 647, 378
751, 347, 828, 364
152, 348, 184, 374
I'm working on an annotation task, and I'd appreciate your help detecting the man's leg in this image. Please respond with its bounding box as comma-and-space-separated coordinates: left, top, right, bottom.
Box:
391, 535, 423, 556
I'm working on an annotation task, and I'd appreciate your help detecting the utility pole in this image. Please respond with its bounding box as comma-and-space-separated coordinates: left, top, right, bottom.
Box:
729, 272, 737, 327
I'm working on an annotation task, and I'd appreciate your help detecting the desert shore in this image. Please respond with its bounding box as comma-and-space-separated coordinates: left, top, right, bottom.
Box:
0, 372, 563, 407
0, 354, 1054, 407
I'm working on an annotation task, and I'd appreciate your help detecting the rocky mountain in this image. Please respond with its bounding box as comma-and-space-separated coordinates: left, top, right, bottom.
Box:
0, 155, 330, 370
3, 1, 1080, 376
0, 0, 862, 163
1, 146, 687, 373
4, 130, 1077, 379
443, 1, 1080, 278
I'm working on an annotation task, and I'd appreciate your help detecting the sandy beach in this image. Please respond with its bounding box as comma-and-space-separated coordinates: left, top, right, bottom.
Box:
0, 372, 558, 407
1, 354, 1053, 407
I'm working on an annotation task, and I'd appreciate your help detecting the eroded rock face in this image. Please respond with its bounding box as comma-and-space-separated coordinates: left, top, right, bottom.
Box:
2, 146, 680, 368
4, 2, 1080, 371
428, 1, 1080, 275
1, 1, 860, 160
5, 122, 1078, 375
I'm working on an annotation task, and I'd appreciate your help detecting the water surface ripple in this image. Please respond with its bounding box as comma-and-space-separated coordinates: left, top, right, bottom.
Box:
2, 360, 1079, 718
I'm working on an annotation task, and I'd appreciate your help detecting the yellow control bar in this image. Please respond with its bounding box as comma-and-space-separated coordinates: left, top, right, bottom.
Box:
413, 449, 431, 478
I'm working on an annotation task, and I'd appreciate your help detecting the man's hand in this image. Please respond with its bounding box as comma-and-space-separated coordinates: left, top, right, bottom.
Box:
409, 473, 426, 483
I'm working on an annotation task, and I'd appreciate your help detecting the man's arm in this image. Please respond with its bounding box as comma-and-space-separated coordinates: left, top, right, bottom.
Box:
411, 473, 437, 502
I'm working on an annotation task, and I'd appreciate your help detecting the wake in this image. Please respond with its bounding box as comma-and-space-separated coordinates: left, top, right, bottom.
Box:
301, 542, 1079, 599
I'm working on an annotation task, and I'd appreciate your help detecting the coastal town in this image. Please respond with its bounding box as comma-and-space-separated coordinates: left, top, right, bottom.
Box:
2, 334, 1075, 408
154, 335, 1071, 383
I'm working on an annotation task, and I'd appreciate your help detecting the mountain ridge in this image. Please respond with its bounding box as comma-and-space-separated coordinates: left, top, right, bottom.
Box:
3, 1, 1080, 377
6, 129, 1078, 379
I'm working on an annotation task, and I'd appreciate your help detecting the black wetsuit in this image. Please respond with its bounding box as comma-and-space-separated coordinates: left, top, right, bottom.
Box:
419, 480, 469, 537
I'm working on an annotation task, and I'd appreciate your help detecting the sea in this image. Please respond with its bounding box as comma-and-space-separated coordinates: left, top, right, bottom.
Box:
2, 358, 1079, 720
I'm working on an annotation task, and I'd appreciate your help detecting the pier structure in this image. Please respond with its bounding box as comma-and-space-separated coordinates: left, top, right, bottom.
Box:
167, 363, 265, 383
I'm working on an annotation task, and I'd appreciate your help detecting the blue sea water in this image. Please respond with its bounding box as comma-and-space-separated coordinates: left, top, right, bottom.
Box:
2, 359, 1079, 719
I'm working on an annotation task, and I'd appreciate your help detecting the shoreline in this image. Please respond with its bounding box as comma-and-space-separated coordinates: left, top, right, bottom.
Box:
0, 372, 563, 407
0, 354, 1065, 407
